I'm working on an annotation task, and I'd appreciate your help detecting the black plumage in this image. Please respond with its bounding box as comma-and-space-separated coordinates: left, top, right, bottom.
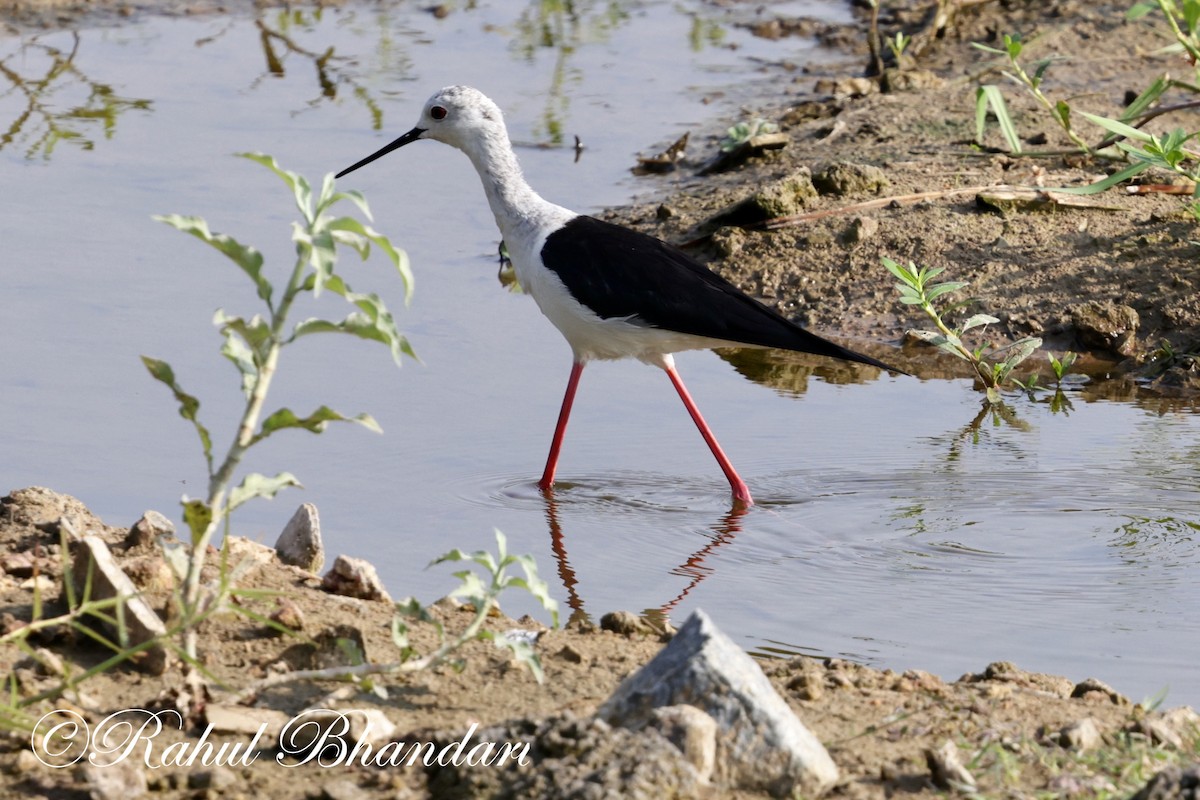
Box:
539, 215, 898, 373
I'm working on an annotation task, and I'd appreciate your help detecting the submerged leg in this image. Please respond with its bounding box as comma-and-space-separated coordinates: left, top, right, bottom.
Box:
539, 361, 586, 492
664, 364, 754, 507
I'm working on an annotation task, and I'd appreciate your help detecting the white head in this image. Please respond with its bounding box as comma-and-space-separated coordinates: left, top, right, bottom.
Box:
336, 85, 508, 178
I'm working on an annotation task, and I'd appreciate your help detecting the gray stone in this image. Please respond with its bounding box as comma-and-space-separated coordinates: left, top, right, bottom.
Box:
1138, 706, 1200, 749
1130, 764, 1200, 800
648, 705, 717, 783
925, 739, 975, 790
599, 609, 838, 796
813, 161, 890, 197
841, 215, 880, 245
79, 758, 147, 800
281, 708, 397, 754
275, 502, 324, 573
70, 535, 168, 675
186, 765, 237, 791
705, 169, 817, 228
1071, 676, 1130, 705
204, 704, 291, 750
321, 555, 391, 602
1055, 717, 1103, 751
125, 510, 174, 550
1071, 301, 1140, 357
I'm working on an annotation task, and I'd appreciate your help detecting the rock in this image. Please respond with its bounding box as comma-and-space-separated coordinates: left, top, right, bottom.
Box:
705, 169, 817, 228
813, 76, 877, 97
711, 225, 747, 259
555, 644, 584, 664
31, 647, 65, 677
320, 779, 372, 800
880, 68, 944, 92
275, 502, 324, 573
269, 597, 305, 633
125, 510, 174, 550
1129, 764, 1200, 800
425, 711, 704, 799
1137, 706, 1200, 749
1070, 676, 1129, 705
79, 758, 147, 800
599, 609, 838, 796
600, 610, 658, 636
186, 765, 237, 791
813, 162, 890, 196
925, 739, 975, 790
1071, 301, 1140, 357
3, 487, 102, 533
121, 555, 174, 593
321, 555, 391, 602
1, 550, 37, 578
648, 705, 717, 783
1054, 717, 1103, 751
281, 708, 397, 755
204, 704, 291, 750
841, 215, 879, 245
69, 535, 168, 675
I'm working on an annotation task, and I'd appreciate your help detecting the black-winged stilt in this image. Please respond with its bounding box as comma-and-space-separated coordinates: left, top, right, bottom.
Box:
336, 85, 899, 507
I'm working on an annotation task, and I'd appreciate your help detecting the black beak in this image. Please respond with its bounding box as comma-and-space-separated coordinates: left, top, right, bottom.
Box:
335, 126, 426, 179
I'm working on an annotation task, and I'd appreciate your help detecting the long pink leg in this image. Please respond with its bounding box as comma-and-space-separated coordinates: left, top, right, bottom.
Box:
665, 364, 754, 507
539, 361, 585, 491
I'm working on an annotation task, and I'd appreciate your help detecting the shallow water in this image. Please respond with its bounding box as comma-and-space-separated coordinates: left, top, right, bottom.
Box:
3, 1, 1199, 707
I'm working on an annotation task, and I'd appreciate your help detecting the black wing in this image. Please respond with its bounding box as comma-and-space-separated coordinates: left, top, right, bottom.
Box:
540, 215, 899, 372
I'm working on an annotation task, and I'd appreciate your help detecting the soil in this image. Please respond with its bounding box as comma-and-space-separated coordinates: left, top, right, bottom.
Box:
3, 1, 1200, 799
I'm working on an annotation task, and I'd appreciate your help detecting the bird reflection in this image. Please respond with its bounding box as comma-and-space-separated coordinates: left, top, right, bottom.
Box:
541, 492, 748, 627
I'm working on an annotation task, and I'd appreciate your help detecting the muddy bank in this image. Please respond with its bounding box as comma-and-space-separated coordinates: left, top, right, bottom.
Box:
597, 0, 1200, 395
3, 486, 1199, 799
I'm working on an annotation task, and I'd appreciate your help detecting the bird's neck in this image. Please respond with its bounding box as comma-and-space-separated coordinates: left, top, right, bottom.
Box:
463, 127, 567, 241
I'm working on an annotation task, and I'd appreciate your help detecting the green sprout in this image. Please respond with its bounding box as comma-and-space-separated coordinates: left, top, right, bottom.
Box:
884, 256, 1042, 403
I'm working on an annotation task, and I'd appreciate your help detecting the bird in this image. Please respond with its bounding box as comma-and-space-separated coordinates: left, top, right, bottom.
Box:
336, 85, 900, 507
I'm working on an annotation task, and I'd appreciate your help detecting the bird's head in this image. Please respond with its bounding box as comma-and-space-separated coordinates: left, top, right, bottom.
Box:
336, 85, 506, 179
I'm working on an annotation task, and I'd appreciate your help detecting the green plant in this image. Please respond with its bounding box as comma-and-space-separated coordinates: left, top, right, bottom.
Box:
973, 34, 1092, 155
885, 30, 912, 63
395, 529, 559, 682
226, 530, 558, 703
1079, 112, 1200, 192
144, 153, 414, 664
1129, 0, 1200, 83
719, 118, 779, 152
884, 257, 1042, 403
1049, 351, 1078, 384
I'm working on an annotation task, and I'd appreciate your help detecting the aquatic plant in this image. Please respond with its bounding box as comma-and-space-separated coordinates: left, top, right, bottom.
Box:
883, 257, 1042, 403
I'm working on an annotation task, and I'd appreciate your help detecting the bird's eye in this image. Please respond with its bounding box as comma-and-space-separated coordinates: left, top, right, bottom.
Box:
430, 105, 448, 121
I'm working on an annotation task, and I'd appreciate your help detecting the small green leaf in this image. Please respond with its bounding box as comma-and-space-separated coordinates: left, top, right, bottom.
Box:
239, 152, 313, 223
154, 214, 273, 308
227, 471, 302, 512
1078, 111, 1154, 143
251, 405, 382, 445
924, 281, 968, 302
976, 85, 1022, 154
217, 322, 258, 398
1045, 160, 1150, 195
1126, 1, 1159, 20
961, 313, 1000, 332
142, 356, 213, 475
181, 497, 214, 547
290, 283, 416, 366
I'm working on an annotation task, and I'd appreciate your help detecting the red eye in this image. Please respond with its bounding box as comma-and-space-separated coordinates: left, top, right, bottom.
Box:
430, 105, 447, 120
